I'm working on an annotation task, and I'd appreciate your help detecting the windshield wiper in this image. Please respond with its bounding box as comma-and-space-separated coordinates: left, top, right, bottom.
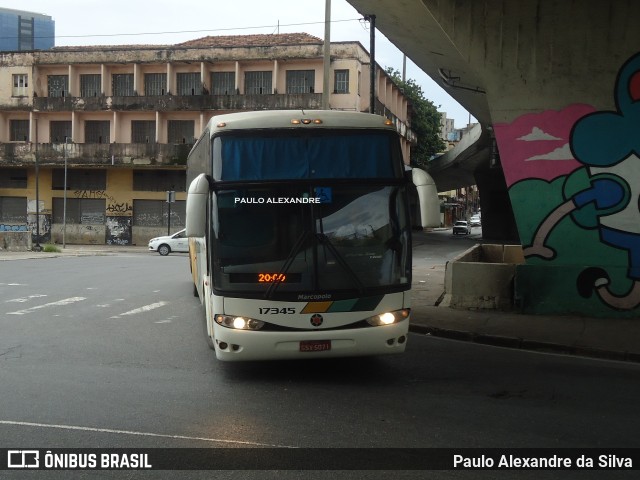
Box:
264, 230, 308, 300
316, 233, 365, 295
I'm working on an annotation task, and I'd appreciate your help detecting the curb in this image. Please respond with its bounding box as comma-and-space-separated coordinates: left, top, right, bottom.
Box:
408, 324, 640, 364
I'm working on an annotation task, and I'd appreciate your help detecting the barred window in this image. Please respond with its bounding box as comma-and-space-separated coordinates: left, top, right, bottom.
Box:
133, 170, 186, 192
167, 120, 194, 144
0, 197, 27, 224
334, 69, 349, 94
112, 74, 135, 96
286, 70, 315, 94
245, 71, 272, 95
52, 198, 105, 224
48, 75, 69, 98
177, 73, 201, 95
50, 121, 72, 143
80, 74, 101, 97
131, 121, 156, 143
211, 72, 235, 95
0, 169, 27, 189
52, 169, 106, 191
10, 120, 29, 142
145, 73, 167, 96
84, 120, 110, 144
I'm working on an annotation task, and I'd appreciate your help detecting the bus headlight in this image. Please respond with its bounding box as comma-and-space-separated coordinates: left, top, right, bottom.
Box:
215, 314, 265, 330
365, 309, 410, 326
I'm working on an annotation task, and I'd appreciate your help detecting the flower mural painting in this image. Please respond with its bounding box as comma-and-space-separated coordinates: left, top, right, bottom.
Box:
495, 53, 640, 315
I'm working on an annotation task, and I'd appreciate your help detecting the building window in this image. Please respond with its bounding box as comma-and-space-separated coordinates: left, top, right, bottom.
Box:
177, 73, 201, 96
50, 121, 72, 143
334, 69, 349, 94
245, 71, 272, 95
52, 198, 105, 225
18, 16, 34, 51
80, 74, 101, 97
133, 199, 186, 228
211, 72, 235, 95
84, 121, 110, 144
52, 169, 106, 191
112, 74, 134, 96
10, 120, 29, 142
286, 70, 315, 94
12, 74, 28, 96
0, 197, 27, 224
48, 75, 69, 98
131, 121, 156, 143
0, 169, 27, 189
167, 120, 194, 144
133, 170, 186, 192
145, 73, 166, 96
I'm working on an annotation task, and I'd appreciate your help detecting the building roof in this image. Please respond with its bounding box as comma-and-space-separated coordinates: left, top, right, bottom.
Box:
51, 33, 323, 52
176, 33, 323, 48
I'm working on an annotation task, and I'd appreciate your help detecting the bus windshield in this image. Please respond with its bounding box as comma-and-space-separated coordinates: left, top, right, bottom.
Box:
211, 183, 411, 298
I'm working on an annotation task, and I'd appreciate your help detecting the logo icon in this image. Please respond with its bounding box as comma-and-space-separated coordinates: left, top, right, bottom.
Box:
8, 450, 39, 468
310, 314, 323, 327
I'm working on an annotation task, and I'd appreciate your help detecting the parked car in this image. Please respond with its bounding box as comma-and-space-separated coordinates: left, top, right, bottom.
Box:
148, 229, 189, 256
453, 220, 472, 235
469, 215, 482, 227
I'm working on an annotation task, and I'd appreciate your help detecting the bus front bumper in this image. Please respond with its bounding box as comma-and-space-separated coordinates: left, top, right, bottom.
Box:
210, 319, 410, 361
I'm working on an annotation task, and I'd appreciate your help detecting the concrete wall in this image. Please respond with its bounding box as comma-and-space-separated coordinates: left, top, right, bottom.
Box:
0, 231, 31, 250
444, 244, 524, 310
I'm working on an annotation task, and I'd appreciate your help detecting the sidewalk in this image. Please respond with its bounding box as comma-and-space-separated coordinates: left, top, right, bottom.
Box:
2, 240, 640, 362
409, 233, 640, 363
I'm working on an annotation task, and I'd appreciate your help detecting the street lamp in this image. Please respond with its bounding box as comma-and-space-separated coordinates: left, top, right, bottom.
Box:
63, 136, 70, 248
34, 119, 41, 251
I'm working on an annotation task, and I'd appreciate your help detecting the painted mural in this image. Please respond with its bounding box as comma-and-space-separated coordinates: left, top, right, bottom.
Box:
495, 53, 640, 317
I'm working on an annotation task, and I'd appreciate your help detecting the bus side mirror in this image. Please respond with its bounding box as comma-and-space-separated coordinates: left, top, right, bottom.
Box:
186, 173, 212, 238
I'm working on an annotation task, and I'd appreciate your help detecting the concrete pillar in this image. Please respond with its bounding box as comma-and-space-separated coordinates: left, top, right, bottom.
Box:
412, 167, 440, 228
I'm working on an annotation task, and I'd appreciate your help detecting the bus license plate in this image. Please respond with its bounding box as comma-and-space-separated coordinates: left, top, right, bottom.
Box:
300, 340, 331, 352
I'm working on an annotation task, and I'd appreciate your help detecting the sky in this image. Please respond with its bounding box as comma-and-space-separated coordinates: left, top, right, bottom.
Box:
6, 0, 473, 127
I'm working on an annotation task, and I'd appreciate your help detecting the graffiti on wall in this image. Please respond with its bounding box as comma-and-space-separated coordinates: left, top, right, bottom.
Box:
106, 216, 132, 246
495, 53, 640, 315
0, 225, 28, 232
74, 190, 132, 216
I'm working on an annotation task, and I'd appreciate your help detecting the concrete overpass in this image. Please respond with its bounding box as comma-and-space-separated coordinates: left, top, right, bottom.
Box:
347, 0, 640, 318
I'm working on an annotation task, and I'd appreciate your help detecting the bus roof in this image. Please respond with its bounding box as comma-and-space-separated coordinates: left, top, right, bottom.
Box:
204, 110, 397, 136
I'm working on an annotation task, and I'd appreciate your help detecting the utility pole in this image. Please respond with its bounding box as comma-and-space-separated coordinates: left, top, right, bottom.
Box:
34, 119, 41, 251
365, 14, 376, 115
322, 0, 331, 110
63, 136, 69, 248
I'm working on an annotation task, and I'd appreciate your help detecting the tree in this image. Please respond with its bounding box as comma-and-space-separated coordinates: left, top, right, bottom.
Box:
386, 67, 445, 168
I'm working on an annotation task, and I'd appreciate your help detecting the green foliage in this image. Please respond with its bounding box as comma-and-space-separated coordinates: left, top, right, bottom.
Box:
385, 67, 445, 167
42, 244, 61, 253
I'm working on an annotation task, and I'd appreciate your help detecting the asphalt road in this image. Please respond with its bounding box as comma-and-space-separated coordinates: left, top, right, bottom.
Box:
1, 251, 639, 479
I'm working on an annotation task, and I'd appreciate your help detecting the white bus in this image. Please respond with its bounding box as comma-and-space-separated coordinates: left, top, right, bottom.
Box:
186, 110, 412, 361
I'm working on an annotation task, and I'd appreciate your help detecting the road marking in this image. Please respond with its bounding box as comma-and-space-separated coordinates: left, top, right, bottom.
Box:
6, 297, 87, 315
0, 420, 294, 448
5, 294, 48, 303
111, 301, 168, 319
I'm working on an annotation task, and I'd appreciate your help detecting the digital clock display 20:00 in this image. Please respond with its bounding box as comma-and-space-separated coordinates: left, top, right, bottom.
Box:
258, 273, 287, 283
228, 273, 302, 283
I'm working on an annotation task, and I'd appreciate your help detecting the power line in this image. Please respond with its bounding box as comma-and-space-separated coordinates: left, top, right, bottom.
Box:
0, 18, 362, 41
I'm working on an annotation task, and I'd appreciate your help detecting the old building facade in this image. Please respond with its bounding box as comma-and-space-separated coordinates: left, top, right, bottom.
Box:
0, 33, 414, 246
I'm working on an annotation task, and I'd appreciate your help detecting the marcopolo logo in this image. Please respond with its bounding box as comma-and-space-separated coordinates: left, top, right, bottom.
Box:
8, 450, 39, 468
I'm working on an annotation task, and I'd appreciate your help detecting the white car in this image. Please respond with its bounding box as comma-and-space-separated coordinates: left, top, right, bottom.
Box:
453, 220, 472, 235
469, 215, 482, 227
148, 229, 189, 256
